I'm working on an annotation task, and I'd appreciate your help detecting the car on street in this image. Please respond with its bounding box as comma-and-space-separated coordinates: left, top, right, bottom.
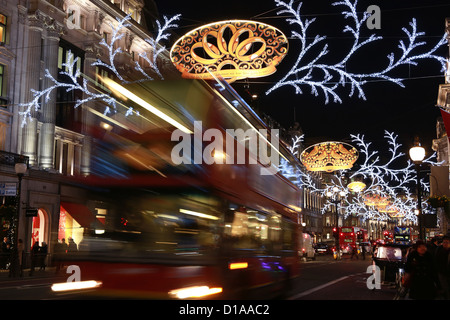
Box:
314, 242, 330, 254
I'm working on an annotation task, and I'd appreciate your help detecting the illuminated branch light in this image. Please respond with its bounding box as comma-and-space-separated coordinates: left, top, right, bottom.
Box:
92, 15, 133, 82
19, 53, 119, 127
19, 14, 180, 126
136, 14, 181, 80
266, 0, 447, 103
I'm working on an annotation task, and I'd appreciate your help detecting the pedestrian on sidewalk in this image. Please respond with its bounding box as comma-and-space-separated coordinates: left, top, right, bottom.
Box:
435, 235, 450, 299
29, 241, 40, 276
67, 238, 78, 253
1, 237, 10, 269
39, 242, 48, 271
403, 240, 439, 300
53, 239, 66, 274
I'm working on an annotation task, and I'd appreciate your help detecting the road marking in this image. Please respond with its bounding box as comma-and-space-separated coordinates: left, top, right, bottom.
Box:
288, 276, 349, 300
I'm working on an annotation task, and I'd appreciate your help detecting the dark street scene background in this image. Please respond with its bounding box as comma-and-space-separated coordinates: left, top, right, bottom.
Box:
1, 0, 450, 312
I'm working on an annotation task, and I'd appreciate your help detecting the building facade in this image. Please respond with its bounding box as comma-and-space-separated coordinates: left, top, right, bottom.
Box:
432, 17, 450, 236
0, 0, 178, 265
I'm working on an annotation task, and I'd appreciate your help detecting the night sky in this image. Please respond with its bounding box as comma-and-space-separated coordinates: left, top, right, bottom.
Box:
151, 0, 450, 156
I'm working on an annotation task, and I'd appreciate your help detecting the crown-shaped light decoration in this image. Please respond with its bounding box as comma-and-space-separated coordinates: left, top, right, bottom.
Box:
300, 141, 358, 172
170, 20, 289, 83
382, 207, 404, 218
364, 194, 389, 207
347, 181, 366, 193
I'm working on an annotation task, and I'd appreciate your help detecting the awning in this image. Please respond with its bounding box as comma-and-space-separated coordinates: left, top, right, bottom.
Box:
60, 202, 96, 228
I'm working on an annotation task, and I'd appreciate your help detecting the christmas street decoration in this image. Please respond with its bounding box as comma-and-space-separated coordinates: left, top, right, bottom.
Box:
282, 131, 441, 223
170, 20, 289, 83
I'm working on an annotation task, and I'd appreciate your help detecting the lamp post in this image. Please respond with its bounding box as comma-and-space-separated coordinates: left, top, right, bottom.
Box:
10, 160, 27, 277
327, 187, 346, 259
409, 140, 425, 240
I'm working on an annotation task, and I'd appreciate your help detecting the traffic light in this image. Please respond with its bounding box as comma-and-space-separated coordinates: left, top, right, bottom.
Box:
332, 227, 338, 238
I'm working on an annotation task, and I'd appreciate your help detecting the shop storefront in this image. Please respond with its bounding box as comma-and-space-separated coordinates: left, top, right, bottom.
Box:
58, 202, 106, 248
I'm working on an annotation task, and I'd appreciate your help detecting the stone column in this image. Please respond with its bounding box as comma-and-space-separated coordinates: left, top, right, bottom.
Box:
21, 12, 43, 167
38, 25, 62, 169
80, 43, 101, 176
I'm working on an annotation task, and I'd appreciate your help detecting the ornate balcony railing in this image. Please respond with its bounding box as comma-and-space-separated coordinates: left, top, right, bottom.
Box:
0, 150, 29, 167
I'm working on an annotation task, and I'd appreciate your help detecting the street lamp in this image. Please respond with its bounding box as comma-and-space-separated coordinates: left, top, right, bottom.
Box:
409, 144, 426, 163
10, 160, 27, 277
409, 139, 425, 240
327, 187, 346, 259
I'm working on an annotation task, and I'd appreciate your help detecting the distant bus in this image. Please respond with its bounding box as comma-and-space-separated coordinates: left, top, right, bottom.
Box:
299, 232, 315, 260
393, 227, 411, 244
338, 227, 367, 253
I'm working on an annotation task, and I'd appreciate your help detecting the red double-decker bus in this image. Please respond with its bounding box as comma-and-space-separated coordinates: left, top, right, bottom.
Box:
52, 79, 303, 299
338, 226, 367, 253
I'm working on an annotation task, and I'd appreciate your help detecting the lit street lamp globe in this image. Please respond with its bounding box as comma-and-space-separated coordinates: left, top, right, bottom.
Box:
409, 146, 425, 163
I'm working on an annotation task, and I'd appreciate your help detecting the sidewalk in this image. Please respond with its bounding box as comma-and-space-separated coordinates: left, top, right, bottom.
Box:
0, 266, 66, 286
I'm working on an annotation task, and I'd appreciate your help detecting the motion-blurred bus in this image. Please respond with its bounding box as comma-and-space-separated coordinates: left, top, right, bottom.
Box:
53, 78, 303, 299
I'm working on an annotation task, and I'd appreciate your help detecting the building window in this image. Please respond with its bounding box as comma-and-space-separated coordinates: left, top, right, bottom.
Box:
31, 209, 48, 247
0, 64, 6, 108
103, 32, 109, 44
0, 13, 6, 44
127, 7, 138, 21
57, 45, 82, 77
54, 138, 81, 176
79, 15, 86, 30
56, 41, 84, 130
40, 38, 45, 62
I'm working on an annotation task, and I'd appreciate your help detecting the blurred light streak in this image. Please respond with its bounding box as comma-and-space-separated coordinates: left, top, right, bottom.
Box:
228, 262, 248, 270
51, 280, 102, 292
179, 208, 219, 220
102, 77, 193, 134
168, 286, 223, 299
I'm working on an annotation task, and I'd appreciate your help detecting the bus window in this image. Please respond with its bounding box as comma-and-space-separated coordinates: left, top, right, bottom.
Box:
83, 192, 222, 256
282, 219, 295, 251
223, 209, 281, 255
